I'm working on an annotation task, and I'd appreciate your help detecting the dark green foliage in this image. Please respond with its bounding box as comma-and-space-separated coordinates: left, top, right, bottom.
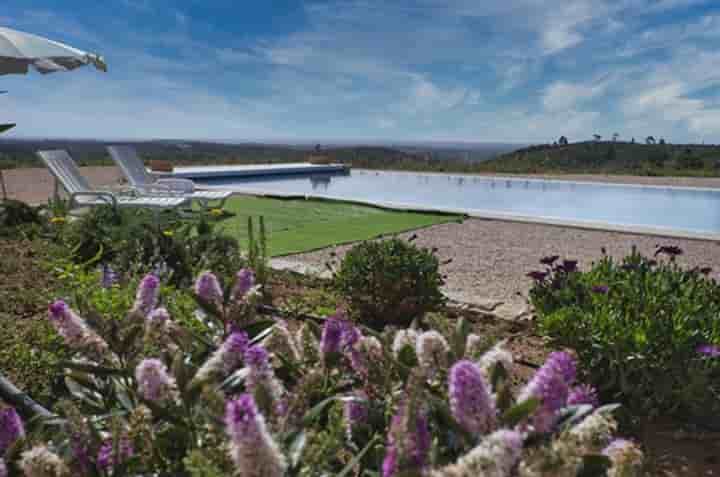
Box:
530, 248, 720, 418
334, 238, 445, 328
479, 141, 720, 176
0, 199, 43, 231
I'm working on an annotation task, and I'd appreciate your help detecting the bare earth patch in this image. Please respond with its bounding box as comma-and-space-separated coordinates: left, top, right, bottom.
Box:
1, 166, 125, 204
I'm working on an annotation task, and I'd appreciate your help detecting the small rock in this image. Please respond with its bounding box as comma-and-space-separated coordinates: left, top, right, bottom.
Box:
491, 303, 531, 321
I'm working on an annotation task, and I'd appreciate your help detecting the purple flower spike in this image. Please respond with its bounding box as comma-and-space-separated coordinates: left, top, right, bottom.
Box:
540, 255, 560, 266
548, 351, 577, 384
97, 436, 133, 471
132, 274, 160, 316
449, 361, 497, 435
697, 344, 720, 357
321, 316, 344, 356
567, 384, 600, 408
225, 394, 286, 476
0, 407, 25, 455
194, 271, 223, 305
224, 332, 249, 364
382, 402, 430, 477
591, 285, 609, 294
243, 344, 283, 407
518, 351, 577, 433
527, 271, 548, 281
231, 268, 255, 301
135, 358, 178, 403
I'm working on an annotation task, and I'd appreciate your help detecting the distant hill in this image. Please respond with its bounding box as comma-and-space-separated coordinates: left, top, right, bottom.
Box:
478, 141, 720, 176
0, 138, 510, 172
9, 137, 717, 177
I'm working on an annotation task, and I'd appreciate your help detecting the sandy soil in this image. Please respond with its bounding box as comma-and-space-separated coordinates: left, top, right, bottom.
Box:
0, 166, 125, 204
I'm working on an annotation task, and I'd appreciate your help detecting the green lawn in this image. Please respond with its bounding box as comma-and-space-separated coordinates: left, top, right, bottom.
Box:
215, 195, 463, 256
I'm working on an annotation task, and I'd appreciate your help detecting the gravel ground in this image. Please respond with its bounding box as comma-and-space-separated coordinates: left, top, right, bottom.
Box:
289, 218, 720, 305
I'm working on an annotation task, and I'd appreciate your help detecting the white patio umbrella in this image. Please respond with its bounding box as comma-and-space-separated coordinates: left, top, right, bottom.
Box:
0, 26, 106, 75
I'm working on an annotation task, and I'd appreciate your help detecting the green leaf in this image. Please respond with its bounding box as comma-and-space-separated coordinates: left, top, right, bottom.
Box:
452, 317, 470, 358
288, 431, 307, 468
576, 454, 612, 477
500, 398, 540, 428
490, 361, 509, 390
337, 435, 379, 477
59, 361, 128, 377
302, 396, 348, 426
241, 320, 277, 339
397, 344, 418, 368
556, 405, 594, 431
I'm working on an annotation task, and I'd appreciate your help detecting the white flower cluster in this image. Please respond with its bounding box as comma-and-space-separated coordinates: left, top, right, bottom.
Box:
20, 446, 69, 477
262, 322, 301, 362
416, 331, 450, 376
477, 340, 514, 380
431, 430, 523, 477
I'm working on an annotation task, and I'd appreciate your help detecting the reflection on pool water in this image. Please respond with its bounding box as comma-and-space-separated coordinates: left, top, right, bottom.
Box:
200, 169, 720, 236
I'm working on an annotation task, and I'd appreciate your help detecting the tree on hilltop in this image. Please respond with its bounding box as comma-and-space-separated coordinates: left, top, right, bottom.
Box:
558, 136, 568, 146
593, 134, 602, 142
646, 136, 656, 145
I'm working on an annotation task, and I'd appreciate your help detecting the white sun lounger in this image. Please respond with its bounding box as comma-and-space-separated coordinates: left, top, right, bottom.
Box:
37, 149, 190, 213
107, 145, 233, 209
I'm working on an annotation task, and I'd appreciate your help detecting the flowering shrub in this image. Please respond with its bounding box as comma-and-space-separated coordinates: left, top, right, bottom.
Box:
0, 270, 642, 476
60, 206, 244, 287
529, 247, 720, 419
334, 238, 446, 328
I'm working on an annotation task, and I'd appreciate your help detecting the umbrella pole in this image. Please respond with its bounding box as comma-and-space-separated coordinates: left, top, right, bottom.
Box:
0, 170, 7, 201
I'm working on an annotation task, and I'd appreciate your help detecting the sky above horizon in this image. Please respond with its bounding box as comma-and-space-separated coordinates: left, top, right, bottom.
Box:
1, 0, 720, 144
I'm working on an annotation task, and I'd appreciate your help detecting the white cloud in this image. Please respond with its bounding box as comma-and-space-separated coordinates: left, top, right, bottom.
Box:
376, 118, 396, 129
408, 77, 468, 113
543, 80, 607, 112
541, 2, 595, 54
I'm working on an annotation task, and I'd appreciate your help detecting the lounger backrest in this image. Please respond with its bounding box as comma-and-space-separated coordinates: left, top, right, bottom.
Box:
107, 145, 153, 187
37, 150, 92, 194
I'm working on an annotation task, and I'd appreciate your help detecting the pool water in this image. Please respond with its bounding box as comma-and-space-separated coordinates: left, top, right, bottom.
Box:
200, 169, 720, 236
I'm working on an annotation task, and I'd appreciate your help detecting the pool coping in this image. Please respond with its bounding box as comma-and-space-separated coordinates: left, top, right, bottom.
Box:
349, 169, 720, 194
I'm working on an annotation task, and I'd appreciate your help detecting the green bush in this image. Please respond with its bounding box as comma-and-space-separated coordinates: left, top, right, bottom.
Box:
334, 237, 445, 328
0, 199, 46, 238
529, 247, 720, 419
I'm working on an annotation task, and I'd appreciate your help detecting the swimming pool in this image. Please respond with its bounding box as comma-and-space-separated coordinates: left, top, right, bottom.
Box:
200, 169, 720, 238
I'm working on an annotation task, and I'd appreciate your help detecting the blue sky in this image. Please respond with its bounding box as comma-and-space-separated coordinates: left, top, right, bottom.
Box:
2, 0, 720, 143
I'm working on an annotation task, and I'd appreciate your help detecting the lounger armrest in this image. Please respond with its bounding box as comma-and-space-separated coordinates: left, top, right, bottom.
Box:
126, 184, 184, 198
70, 191, 118, 208
155, 178, 196, 193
